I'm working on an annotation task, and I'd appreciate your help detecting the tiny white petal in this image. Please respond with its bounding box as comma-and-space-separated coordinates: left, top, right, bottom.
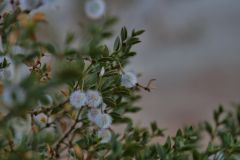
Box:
99, 67, 105, 77
85, 0, 106, 19
2, 86, 26, 107
95, 113, 112, 129
121, 71, 138, 88
97, 129, 111, 143
70, 90, 87, 109
86, 90, 102, 108
87, 108, 101, 122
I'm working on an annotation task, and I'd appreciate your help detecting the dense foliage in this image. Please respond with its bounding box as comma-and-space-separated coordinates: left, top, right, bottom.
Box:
0, 1, 239, 159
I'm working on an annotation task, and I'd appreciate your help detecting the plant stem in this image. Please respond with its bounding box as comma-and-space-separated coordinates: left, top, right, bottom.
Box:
54, 108, 83, 158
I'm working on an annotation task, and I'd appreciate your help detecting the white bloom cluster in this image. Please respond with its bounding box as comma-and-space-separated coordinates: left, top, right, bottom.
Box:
121, 71, 138, 88
87, 104, 112, 143
84, 0, 106, 19
2, 85, 26, 107
0, 56, 14, 81
70, 89, 111, 143
70, 90, 103, 109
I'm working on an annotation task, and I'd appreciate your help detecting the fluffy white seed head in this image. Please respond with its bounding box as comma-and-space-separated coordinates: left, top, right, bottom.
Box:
0, 56, 14, 81
70, 90, 87, 109
121, 71, 138, 88
85, 0, 106, 19
86, 90, 102, 108
87, 108, 101, 122
2, 85, 26, 107
95, 113, 112, 129
97, 129, 111, 143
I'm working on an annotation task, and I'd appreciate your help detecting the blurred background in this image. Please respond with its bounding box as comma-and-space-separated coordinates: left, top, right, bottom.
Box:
38, 0, 240, 134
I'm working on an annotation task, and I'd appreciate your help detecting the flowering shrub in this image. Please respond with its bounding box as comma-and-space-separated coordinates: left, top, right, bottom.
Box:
0, 0, 240, 159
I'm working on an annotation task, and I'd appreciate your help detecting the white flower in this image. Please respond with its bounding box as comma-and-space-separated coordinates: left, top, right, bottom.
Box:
208, 151, 224, 160
33, 113, 51, 127
70, 90, 87, 109
95, 113, 112, 129
0, 56, 14, 81
2, 85, 26, 107
86, 90, 102, 108
85, 0, 106, 19
88, 108, 101, 122
121, 71, 138, 88
97, 129, 111, 143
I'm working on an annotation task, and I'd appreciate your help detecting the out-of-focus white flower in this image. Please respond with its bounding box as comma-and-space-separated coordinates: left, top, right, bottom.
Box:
99, 67, 105, 77
2, 85, 26, 107
208, 151, 224, 160
19, 0, 53, 10
95, 113, 112, 129
97, 129, 111, 143
11, 117, 31, 146
14, 64, 30, 83
121, 71, 138, 88
86, 90, 102, 108
85, 0, 106, 19
88, 108, 101, 122
19, 0, 41, 10
11, 45, 27, 55
0, 56, 14, 81
70, 90, 87, 109
33, 113, 52, 127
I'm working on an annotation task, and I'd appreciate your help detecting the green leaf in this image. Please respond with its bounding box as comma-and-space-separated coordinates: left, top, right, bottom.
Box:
121, 27, 128, 41
114, 36, 121, 51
